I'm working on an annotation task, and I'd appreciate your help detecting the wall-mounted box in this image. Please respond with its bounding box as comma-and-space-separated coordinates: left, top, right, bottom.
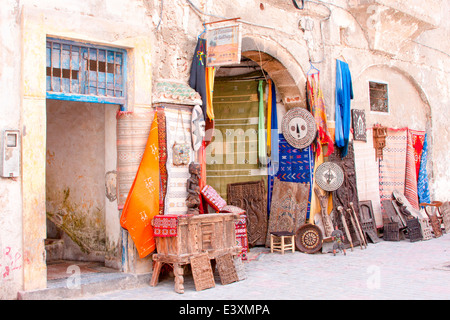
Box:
1, 130, 20, 177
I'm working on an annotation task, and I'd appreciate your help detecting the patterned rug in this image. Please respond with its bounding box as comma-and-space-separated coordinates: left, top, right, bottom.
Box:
268, 133, 315, 219
164, 107, 195, 215
266, 177, 310, 247
353, 129, 382, 227
405, 129, 425, 210
116, 110, 155, 209
378, 129, 407, 215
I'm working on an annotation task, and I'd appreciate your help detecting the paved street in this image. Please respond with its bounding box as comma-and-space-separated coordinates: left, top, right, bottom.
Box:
76, 233, 450, 302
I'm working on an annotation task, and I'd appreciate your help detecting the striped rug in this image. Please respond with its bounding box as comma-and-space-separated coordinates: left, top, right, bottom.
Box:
164, 107, 195, 215
378, 129, 407, 216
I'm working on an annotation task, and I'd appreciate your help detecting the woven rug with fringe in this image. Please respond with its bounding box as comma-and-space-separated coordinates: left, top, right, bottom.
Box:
378, 129, 407, 216
354, 129, 382, 227
116, 110, 155, 209
164, 108, 195, 215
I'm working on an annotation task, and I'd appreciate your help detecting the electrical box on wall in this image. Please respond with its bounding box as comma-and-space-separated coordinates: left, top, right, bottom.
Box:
1, 130, 20, 178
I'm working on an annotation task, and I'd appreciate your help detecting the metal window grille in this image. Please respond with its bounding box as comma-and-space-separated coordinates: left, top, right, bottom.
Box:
46, 38, 126, 106
369, 81, 388, 113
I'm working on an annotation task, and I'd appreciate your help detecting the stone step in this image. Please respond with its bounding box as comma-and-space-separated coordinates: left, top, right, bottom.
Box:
17, 271, 151, 300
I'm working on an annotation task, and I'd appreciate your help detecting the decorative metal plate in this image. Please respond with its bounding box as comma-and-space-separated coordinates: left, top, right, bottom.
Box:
281, 107, 317, 149
295, 224, 323, 254
315, 162, 344, 192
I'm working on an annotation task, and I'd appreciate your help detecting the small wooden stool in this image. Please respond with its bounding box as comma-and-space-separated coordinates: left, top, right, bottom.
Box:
270, 231, 295, 254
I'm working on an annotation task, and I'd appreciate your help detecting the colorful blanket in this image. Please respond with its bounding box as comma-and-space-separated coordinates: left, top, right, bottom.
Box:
378, 129, 407, 216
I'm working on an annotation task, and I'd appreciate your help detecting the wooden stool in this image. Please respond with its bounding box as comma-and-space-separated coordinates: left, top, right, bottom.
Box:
270, 231, 295, 254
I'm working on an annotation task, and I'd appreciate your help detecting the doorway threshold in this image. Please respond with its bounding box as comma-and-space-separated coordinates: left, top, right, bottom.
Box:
17, 260, 151, 300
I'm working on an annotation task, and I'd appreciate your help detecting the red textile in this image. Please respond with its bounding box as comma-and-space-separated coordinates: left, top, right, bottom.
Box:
201, 185, 227, 212
234, 215, 248, 261
409, 129, 425, 179
153, 215, 178, 237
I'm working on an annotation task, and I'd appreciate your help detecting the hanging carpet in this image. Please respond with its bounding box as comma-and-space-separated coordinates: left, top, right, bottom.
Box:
405, 129, 425, 210
418, 133, 430, 204
206, 79, 267, 202
378, 129, 407, 216
353, 129, 382, 227
164, 108, 195, 215
266, 177, 310, 247
116, 109, 155, 209
268, 133, 315, 219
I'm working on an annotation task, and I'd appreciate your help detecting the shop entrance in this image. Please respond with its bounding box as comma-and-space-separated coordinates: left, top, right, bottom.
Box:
45, 99, 120, 281
207, 58, 269, 202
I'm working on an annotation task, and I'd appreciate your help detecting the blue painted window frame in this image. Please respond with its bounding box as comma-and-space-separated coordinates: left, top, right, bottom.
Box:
46, 38, 127, 110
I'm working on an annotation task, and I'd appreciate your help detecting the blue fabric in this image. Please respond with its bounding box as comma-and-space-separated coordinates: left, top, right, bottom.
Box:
267, 82, 279, 213
268, 134, 314, 218
270, 80, 279, 174
418, 133, 430, 204
335, 60, 353, 158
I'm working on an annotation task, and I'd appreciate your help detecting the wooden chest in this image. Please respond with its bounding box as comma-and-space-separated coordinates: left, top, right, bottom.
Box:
151, 213, 242, 293
154, 213, 242, 263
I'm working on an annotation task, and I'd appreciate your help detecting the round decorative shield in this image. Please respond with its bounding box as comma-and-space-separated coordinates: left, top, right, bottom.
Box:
295, 224, 323, 254
315, 162, 344, 192
281, 107, 317, 149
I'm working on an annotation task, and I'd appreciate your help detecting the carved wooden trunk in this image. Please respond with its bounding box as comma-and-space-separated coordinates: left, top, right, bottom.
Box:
227, 180, 267, 247
151, 213, 243, 293
154, 213, 242, 264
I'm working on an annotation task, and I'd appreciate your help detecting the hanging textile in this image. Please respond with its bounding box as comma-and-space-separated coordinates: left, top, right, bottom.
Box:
353, 129, 383, 227
258, 80, 267, 167
405, 129, 424, 210
120, 114, 160, 258
418, 133, 431, 204
270, 80, 279, 174
335, 59, 353, 158
409, 129, 426, 180
116, 110, 155, 209
267, 80, 279, 214
268, 133, 315, 218
307, 73, 334, 157
206, 79, 265, 201
204, 67, 216, 148
378, 129, 407, 216
266, 79, 273, 155
206, 67, 215, 120
189, 38, 207, 119
164, 108, 195, 215
157, 107, 168, 215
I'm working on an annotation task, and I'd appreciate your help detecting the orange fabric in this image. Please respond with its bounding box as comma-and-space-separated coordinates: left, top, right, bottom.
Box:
120, 114, 160, 258
206, 67, 215, 120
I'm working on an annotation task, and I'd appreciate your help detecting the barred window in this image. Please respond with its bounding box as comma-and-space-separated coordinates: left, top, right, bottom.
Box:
46, 38, 126, 106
